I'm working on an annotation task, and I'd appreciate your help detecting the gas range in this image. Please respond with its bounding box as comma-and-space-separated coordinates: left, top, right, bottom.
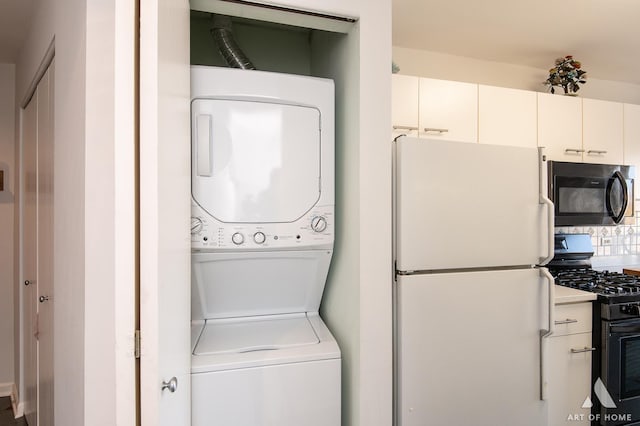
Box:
551, 233, 640, 425
551, 267, 640, 320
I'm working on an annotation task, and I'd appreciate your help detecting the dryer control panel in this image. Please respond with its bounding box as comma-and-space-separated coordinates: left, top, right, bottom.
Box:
191, 201, 334, 251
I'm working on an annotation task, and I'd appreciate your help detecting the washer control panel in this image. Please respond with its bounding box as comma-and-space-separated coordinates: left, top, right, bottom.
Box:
191, 202, 334, 250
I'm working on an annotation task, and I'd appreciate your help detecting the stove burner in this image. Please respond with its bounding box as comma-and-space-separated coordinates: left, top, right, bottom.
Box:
551, 269, 640, 297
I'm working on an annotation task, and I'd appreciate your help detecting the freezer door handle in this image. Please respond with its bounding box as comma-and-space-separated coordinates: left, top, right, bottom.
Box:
539, 267, 555, 401
538, 147, 554, 265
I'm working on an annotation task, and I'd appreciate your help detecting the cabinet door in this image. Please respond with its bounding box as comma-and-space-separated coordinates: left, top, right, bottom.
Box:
392, 74, 419, 138
479, 85, 537, 147
624, 103, 640, 168
548, 332, 593, 425
583, 98, 623, 164
538, 93, 583, 161
418, 77, 477, 143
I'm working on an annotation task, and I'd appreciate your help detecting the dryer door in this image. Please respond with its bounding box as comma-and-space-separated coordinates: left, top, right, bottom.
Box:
192, 98, 321, 223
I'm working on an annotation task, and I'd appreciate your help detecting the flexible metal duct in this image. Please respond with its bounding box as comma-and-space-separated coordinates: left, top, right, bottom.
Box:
210, 15, 256, 70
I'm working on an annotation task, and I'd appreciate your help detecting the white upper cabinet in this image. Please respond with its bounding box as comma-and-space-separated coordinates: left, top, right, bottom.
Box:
537, 93, 583, 161
478, 85, 537, 147
583, 98, 623, 164
391, 74, 419, 138
624, 103, 640, 168
418, 77, 478, 143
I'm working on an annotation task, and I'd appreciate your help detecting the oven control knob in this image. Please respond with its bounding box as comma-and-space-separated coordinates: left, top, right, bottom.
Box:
231, 232, 245, 245
253, 232, 266, 244
311, 216, 328, 233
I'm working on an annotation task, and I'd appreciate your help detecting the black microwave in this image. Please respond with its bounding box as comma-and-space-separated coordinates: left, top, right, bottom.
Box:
548, 161, 635, 226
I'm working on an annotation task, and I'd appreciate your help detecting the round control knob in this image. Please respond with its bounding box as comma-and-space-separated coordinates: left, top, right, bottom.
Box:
191, 217, 203, 235
311, 216, 328, 233
254, 232, 266, 244
231, 232, 245, 245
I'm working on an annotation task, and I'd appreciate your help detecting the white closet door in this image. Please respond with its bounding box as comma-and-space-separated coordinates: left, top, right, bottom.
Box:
21, 58, 55, 426
21, 72, 38, 426
139, 0, 191, 424
37, 62, 55, 426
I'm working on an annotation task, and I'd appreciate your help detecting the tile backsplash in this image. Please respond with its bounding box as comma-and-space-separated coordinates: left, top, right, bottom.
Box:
556, 209, 640, 257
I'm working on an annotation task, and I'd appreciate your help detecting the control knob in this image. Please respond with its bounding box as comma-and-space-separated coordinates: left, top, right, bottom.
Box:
311, 216, 328, 233
191, 217, 203, 235
254, 232, 266, 244
628, 303, 640, 316
231, 232, 245, 245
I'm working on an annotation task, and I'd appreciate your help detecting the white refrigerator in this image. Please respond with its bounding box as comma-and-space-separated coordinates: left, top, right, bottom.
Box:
394, 136, 555, 426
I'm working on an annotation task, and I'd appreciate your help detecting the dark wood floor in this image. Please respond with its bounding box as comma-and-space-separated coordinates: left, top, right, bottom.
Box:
0, 397, 26, 426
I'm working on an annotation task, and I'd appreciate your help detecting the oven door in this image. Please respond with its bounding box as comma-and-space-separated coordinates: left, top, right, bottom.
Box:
549, 162, 635, 226
601, 319, 640, 425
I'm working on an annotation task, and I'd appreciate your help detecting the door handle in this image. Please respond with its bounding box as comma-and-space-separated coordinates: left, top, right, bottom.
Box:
555, 318, 578, 325
161, 377, 178, 393
392, 125, 419, 131
39, 295, 49, 303
539, 268, 555, 401
423, 127, 449, 134
606, 171, 628, 224
571, 347, 596, 354
538, 147, 554, 265
564, 148, 585, 154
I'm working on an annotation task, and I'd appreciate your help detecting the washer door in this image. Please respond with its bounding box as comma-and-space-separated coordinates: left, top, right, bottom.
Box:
192, 98, 321, 223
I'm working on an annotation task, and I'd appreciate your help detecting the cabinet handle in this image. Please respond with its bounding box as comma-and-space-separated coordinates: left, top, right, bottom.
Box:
24, 280, 32, 286
587, 150, 608, 155
554, 318, 578, 325
423, 127, 449, 134
392, 125, 419, 131
571, 347, 596, 354
564, 148, 585, 154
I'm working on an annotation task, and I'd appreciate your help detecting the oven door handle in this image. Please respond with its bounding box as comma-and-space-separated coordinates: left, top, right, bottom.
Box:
606, 171, 628, 224
539, 267, 555, 401
610, 323, 640, 334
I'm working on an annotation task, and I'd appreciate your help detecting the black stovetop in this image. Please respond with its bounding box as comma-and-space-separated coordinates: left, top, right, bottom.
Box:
549, 234, 640, 304
551, 268, 640, 303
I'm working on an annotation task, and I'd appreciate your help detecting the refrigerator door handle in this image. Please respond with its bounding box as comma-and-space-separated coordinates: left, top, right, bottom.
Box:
538, 147, 555, 265
606, 171, 629, 224
539, 267, 555, 401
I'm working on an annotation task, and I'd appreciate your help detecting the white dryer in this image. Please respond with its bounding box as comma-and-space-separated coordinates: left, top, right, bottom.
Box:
190, 66, 340, 426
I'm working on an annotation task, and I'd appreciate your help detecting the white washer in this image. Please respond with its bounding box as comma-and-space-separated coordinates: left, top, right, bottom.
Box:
190, 66, 340, 426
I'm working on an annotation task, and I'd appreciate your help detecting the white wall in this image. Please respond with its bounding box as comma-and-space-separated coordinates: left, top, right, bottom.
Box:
393, 46, 640, 104
0, 63, 16, 386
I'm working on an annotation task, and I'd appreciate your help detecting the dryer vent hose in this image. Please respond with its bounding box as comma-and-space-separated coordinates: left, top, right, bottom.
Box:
211, 15, 256, 70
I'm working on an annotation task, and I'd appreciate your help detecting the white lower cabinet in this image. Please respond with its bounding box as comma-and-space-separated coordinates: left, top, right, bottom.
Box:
548, 302, 593, 426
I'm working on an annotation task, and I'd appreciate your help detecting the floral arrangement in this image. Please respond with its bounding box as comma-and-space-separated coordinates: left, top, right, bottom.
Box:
544, 55, 587, 95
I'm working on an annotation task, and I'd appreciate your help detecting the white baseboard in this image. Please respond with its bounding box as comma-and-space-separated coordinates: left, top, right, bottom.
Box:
0, 382, 13, 397
0, 382, 22, 418
14, 400, 24, 418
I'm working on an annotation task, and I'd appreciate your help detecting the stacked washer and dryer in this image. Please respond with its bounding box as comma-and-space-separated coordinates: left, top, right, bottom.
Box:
189, 66, 341, 426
